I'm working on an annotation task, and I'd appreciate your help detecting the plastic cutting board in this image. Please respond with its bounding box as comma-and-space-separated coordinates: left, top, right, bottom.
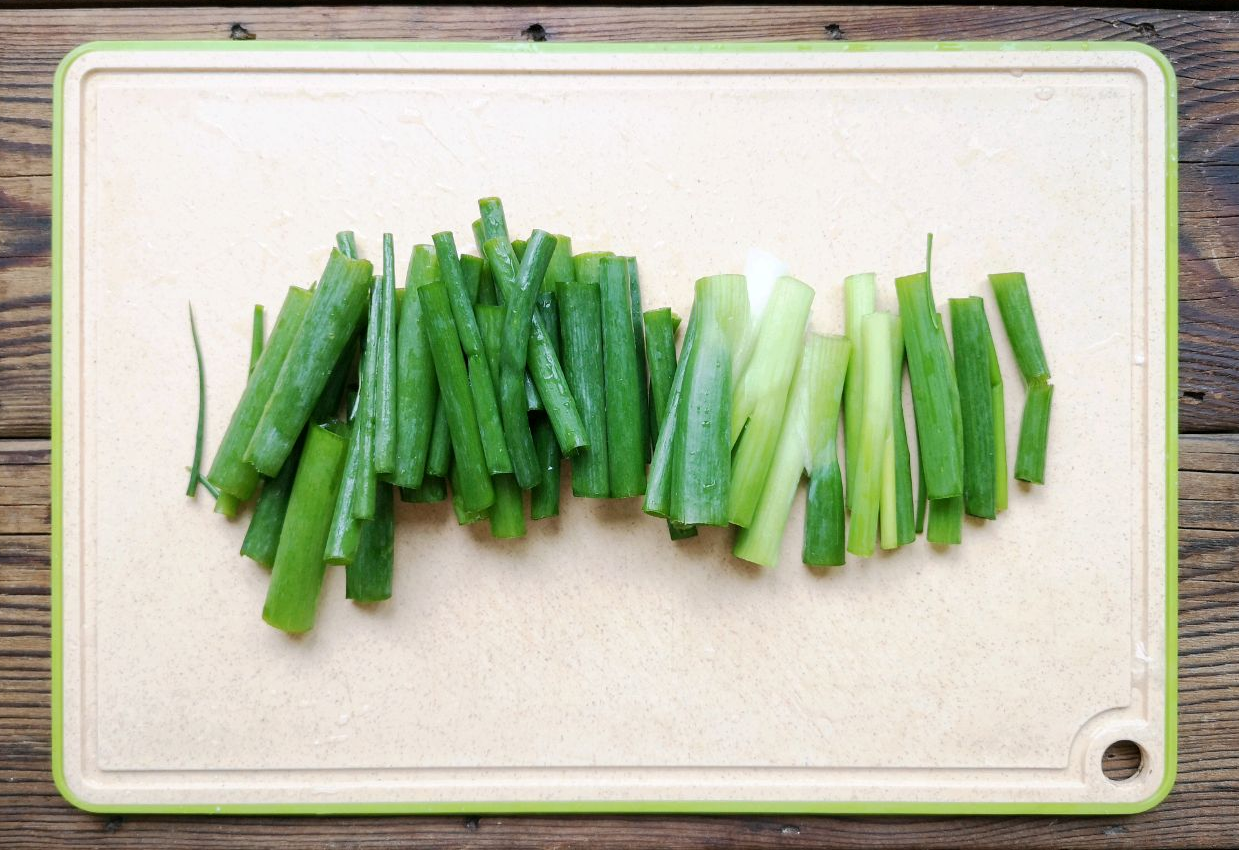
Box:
52, 41, 1177, 815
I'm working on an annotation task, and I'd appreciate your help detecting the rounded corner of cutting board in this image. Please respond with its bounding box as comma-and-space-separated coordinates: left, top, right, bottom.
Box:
1111, 41, 1178, 94
51, 753, 109, 815
54, 41, 113, 93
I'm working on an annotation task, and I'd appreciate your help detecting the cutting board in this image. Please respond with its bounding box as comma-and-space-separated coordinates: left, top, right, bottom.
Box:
52, 41, 1176, 815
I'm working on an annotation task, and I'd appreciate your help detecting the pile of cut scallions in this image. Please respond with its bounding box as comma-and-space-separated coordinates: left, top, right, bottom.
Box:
187, 200, 1052, 634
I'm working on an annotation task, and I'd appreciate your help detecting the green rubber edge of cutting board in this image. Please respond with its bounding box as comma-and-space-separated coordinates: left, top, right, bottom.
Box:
50, 39, 1179, 816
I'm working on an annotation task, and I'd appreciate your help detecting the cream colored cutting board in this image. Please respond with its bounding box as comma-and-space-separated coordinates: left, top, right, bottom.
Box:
53, 42, 1175, 814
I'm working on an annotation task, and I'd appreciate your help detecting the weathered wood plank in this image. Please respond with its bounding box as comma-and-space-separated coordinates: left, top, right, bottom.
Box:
0, 176, 48, 258
0, 257, 51, 437
0, 441, 50, 533
1181, 434, 1239, 473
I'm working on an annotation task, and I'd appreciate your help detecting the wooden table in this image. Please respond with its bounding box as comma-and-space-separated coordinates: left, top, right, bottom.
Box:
2, 5, 1236, 847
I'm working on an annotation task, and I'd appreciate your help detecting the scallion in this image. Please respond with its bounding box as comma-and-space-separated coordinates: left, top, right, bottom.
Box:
989, 272, 1052, 484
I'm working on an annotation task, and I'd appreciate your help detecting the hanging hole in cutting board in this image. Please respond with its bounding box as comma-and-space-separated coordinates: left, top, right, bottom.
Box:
1101, 739, 1144, 782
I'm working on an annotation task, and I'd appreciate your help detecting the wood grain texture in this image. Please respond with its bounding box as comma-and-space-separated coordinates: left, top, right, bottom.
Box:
0, 257, 51, 437
0, 5, 1236, 848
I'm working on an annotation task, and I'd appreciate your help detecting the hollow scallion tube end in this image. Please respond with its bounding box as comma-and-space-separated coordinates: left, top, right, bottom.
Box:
668, 521, 698, 541
927, 495, 964, 545
401, 475, 447, 503
488, 474, 526, 539
213, 493, 240, 519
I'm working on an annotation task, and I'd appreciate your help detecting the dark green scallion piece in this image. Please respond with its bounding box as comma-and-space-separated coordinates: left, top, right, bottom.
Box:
419, 279, 495, 514
485, 237, 587, 456
895, 270, 964, 501
488, 474, 526, 539
207, 286, 314, 499
643, 307, 694, 540
449, 461, 489, 525
433, 231, 512, 477
544, 234, 574, 295
426, 400, 451, 478
336, 231, 358, 259
572, 252, 613, 288
645, 300, 700, 519
324, 382, 367, 566
1015, 379, 1053, 484
497, 230, 558, 490
537, 293, 561, 354
949, 296, 999, 519
262, 424, 349, 634
557, 278, 609, 497
477, 305, 504, 396
311, 334, 357, 425
246, 250, 373, 477
927, 495, 964, 545
373, 234, 398, 474
643, 309, 680, 446
599, 256, 646, 497
215, 304, 270, 517
624, 257, 651, 460
478, 197, 510, 245
346, 483, 394, 603
989, 272, 1052, 484
240, 435, 302, 568
477, 300, 529, 538
393, 245, 440, 489
352, 279, 381, 520
460, 253, 483, 304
